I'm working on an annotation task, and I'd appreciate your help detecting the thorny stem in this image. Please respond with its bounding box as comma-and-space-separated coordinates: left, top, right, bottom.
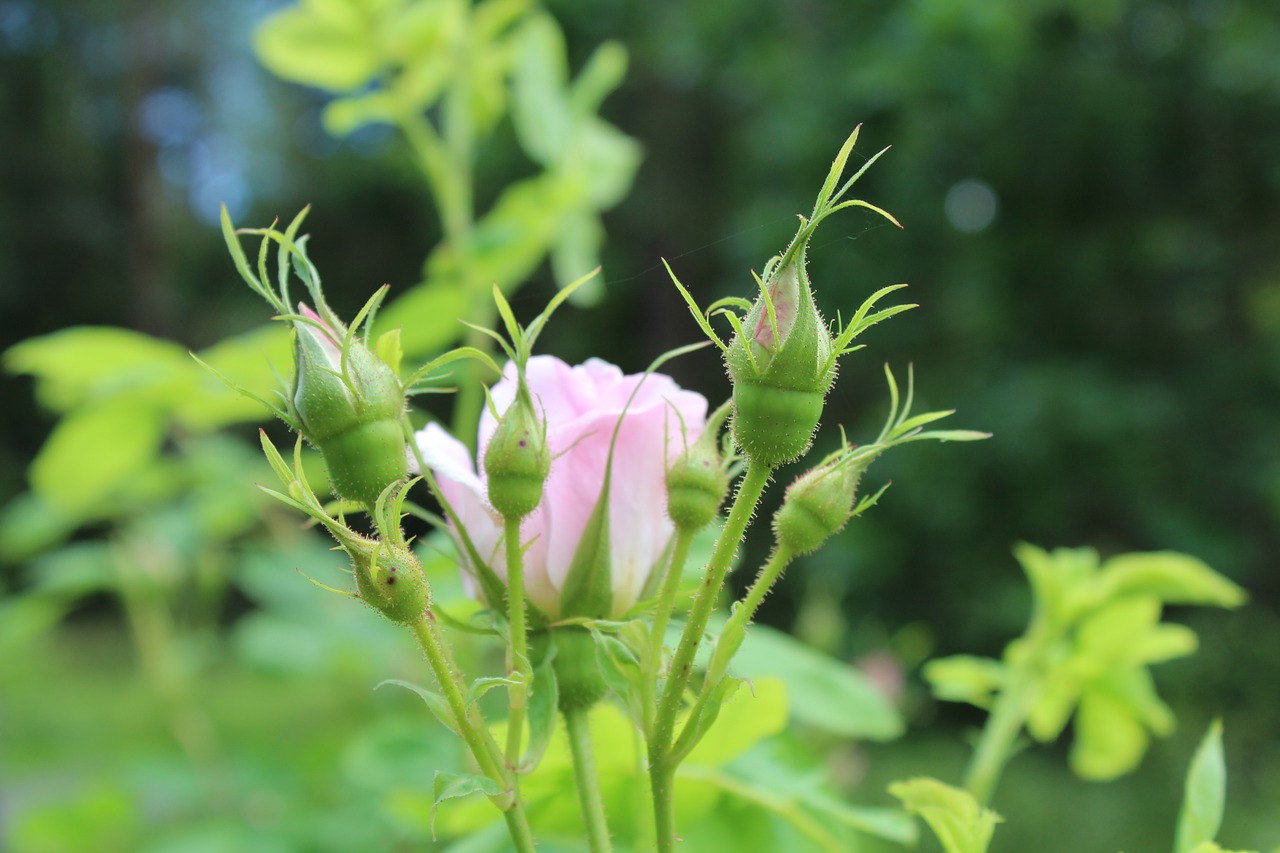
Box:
738, 544, 795, 626
504, 514, 531, 766
643, 526, 696, 732
648, 460, 772, 852
565, 705, 614, 853
669, 545, 796, 762
410, 615, 538, 853
404, 425, 537, 850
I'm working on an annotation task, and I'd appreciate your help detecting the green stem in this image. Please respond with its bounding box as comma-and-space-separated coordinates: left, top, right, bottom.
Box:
504, 514, 531, 765
643, 527, 696, 732
649, 461, 772, 851
668, 545, 796, 762
565, 706, 614, 853
738, 545, 794, 625
410, 615, 538, 853
961, 621, 1054, 805
652, 764, 677, 853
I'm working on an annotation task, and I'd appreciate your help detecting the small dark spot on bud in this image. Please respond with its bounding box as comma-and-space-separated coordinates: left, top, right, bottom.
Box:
386, 576, 397, 585
518, 439, 528, 448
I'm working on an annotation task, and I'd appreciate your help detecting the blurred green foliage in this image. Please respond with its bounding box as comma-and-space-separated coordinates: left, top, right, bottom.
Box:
2, 0, 1279, 850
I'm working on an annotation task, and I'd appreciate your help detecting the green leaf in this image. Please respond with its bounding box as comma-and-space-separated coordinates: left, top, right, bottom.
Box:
375, 280, 470, 357
568, 40, 628, 117
374, 327, 403, 376
0, 492, 79, 563
466, 675, 520, 706
254, 1, 382, 92
674, 678, 743, 764
1013, 543, 1099, 627
1176, 720, 1226, 853
376, 678, 460, 736
30, 398, 166, 515
683, 677, 788, 767
1100, 552, 1246, 609
322, 90, 401, 137
924, 655, 1005, 709
889, 777, 1001, 853
1076, 596, 1163, 663
1026, 661, 1083, 742
520, 646, 559, 772
573, 118, 643, 210
1070, 685, 1149, 780
383, 0, 464, 65
6, 326, 190, 413
432, 771, 503, 835
593, 622, 646, 720
511, 12, 570, 165
804, 793, 918, 845
722, 620, 903, 740
1131, 623, 1199, 664
550, 211, 604, 303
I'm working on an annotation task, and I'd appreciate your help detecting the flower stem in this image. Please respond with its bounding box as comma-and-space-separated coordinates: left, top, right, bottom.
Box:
652, 763, 678, 853
649, 460, 772, 850
564, 705, 614, 853
738, 544, 794, 624
962, 676, 1035, 806
410, 614, 537, 853
643, 526, 696, 732
961, 621, 1054, 805
504, 514, 531, 766
668, 545, 796, 762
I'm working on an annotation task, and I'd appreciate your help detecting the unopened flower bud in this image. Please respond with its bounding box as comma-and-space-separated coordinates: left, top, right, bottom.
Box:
350, 538, 430, 625
547, 626, 608, 713
483, 384, 550, 519
293, 304, 407, 505
666, 401, 731, 532
773, 446, 871, 555
727, 249, 835, 468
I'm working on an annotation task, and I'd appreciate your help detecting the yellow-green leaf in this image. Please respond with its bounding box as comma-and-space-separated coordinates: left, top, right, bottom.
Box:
889, 777, 1001, 853
30, 399, 166, 515
254, 3, 382, 92
1100, 552, 1246, 609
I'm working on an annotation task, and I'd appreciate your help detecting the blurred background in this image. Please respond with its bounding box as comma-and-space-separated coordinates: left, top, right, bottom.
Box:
2, 0, 1278, 850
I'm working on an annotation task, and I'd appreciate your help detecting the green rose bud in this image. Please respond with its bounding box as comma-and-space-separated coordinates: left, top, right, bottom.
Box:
545, 627, 608, 713
293, 304, 407, 506
483, 383, 550, 519
773, 445, 873, 555
666, 400, 732, 532
727, 245, 835, 468
349, 537, 431, 625
711, 127, 906, 470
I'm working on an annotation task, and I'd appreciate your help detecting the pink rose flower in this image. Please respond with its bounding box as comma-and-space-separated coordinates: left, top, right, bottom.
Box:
414, 356, 709, 617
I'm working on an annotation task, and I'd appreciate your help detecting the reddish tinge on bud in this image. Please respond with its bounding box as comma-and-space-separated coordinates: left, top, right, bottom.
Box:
726, 246, 836, 469
292, 304, 407, 505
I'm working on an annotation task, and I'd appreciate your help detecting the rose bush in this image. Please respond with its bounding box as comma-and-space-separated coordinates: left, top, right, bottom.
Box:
415, 355, 708, 617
